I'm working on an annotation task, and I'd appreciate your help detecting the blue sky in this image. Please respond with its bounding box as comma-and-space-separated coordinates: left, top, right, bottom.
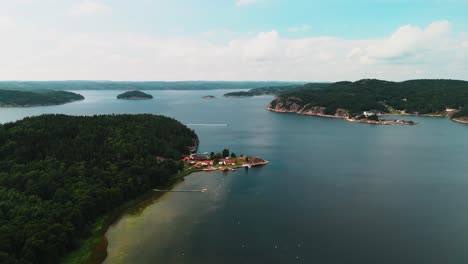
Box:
0, 0, 467, 81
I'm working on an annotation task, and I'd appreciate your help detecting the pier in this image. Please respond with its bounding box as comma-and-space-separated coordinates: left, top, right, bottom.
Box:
154, 188, 207, 193
185, 124, 229, 127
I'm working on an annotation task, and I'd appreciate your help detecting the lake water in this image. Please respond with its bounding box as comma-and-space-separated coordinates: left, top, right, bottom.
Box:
2, 90, 468, 264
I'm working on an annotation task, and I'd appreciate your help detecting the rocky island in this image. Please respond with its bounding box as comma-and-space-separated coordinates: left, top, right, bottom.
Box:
202, 95, 216, 99
117, 90, 153, 100
0, 89, 84, 107
266, 79, 468, 125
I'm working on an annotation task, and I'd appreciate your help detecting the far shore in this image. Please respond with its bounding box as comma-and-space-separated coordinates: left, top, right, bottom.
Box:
266, 107, 468, 125
266, 107, 414, 125
0, 99, 84, 108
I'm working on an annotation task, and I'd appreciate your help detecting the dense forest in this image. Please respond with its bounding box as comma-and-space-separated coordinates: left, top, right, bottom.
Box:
117, 90, 153, 100
268, 79, 468, 118
0, 81, 303, 91
224, 83, 327, 97
0, 114, 198, 264
0, 90, 84, 107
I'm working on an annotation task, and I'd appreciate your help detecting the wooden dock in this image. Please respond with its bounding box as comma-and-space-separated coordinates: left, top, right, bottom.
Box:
153, 188, 207, 193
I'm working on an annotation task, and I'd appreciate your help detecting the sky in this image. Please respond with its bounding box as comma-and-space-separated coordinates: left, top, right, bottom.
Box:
0, 0, 468, 81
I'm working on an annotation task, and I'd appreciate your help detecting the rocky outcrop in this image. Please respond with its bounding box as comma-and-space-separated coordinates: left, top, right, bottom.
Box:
266, 97, 348, 118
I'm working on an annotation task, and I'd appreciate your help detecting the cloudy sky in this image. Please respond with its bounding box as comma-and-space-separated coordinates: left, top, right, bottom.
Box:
0, 0, 467, 81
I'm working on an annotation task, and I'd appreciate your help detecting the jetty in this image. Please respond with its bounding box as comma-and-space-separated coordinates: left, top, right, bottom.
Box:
185, 124, 229, 127
154, 188, 207, 193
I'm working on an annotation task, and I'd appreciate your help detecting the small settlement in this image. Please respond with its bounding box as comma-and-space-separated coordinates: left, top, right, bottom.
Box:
348, 109, 417, 125
182, 150, 269, 172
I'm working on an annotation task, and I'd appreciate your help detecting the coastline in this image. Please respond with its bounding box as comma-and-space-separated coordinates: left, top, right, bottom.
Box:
266, 107, 468, 125
452, 118, 468, 124
62, 169, 198, 264
64, 154, 269, 264
0, 98, 84, 108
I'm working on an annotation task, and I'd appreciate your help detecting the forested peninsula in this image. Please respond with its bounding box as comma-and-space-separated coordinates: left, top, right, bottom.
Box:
267, 79, 468, 124
116, 90, 153, 100
223, 84, 316, 97
0, 90, 84, 107
0, 114, 198, 264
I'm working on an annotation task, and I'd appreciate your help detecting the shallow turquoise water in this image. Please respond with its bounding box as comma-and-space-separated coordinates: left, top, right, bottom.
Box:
2, 90, 468, 264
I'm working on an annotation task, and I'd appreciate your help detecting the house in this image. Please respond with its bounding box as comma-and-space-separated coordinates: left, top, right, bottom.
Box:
223, 159, 236, 165
363, 109, 383, 117
446, 108, 456, 112
191, 153, 210, 161
200, 160, 214, 166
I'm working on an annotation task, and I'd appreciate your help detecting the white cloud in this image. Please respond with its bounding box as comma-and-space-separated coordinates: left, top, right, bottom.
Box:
236, 0, 258, 6
69, 0, 111, 17
288, 25, 312, 33
0, 16, 14, 30
365, 20, 451, 62
0, 20, 466, 81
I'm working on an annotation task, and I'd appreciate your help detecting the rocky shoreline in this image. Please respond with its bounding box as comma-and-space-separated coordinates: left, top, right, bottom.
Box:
452, 118, 468, 124
266, 105, 416, 125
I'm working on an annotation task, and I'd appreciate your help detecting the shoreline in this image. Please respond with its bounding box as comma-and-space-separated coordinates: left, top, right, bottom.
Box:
0, 98, 84, 108
266, 107, 467, 125
62, 169, 197, 264
65, 155, 269, 264
452, 118, 468, 124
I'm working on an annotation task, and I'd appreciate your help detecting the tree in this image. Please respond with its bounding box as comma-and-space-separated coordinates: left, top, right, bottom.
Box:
222, 148, 230, 158
230, 152, 237, 158
0, 114, 198, 264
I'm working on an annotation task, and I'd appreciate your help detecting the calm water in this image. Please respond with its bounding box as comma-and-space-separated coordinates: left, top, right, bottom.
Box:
2, 90, 468, 264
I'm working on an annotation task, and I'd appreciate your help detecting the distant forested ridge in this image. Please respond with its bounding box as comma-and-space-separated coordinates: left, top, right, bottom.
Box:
267, 79, 468, 120
117, 90, 153, 100
224, 83, 326, 97
0, 81, 304, 91
0, 114, 198, 264
0, 90, 84, 107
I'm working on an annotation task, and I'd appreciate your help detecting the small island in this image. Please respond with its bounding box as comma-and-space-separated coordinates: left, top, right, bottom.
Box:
0, 89, 84, 107
117, 90, 153, 100
202, 95, 216, 99
181, 148, 269, 173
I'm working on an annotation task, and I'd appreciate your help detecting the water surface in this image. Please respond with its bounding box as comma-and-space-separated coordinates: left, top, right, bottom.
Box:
1, 90, 468, 264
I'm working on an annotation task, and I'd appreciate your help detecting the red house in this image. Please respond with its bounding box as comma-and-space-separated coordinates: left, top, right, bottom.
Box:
223, 160, 235, 165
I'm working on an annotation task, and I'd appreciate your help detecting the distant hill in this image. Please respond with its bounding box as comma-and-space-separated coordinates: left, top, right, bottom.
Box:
0, 89, 84, 107
267, 79, 468, 121
117, 90, 153, 100
0, 81, 305, 91
224, 83, 326, 97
